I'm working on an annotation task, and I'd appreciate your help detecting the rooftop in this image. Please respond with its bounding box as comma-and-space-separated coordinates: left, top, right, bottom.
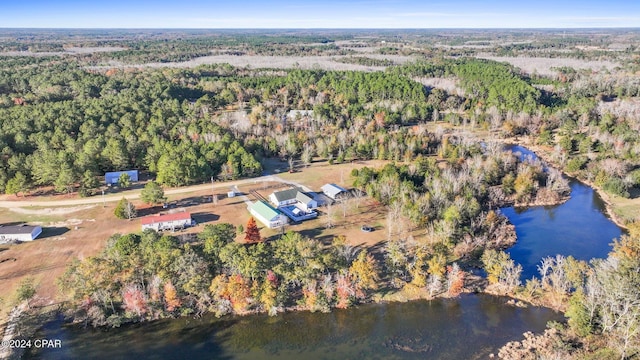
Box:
271, 187, 304, 203
141, 212, 191, 225
295, 191, 314, 204
0, 225, 41, 235
249, 201, 282, 221
321, 183, 347, 197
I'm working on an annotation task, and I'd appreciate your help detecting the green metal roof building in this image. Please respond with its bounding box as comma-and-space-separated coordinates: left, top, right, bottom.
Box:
248, 201, 289, 229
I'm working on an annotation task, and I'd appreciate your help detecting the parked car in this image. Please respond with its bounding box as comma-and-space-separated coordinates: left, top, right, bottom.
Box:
361, 225, 374, 232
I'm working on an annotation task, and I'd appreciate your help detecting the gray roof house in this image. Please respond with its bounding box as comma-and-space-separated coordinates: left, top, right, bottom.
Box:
267, 187, 318, 221
269, 188, 303, 207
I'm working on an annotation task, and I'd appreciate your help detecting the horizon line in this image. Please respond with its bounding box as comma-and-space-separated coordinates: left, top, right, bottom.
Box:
1, 27, 640, 31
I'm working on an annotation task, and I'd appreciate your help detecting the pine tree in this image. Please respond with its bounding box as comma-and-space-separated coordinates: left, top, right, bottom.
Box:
244, 217, 262, 244
114, 197, 135, 219
141, 181, 166, 205
118, 173, 131, 189
5, 172, 29, 197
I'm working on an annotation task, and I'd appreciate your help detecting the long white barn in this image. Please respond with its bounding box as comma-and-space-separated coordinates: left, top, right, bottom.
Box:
141, 212, 193, 231
0, 225, 43, 243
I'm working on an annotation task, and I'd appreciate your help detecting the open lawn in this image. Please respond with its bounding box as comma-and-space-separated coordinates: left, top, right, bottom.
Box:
278, 158, 390, 190
0, 159, 404, 321
608, 194, 640, 225
0, 205, 138, 317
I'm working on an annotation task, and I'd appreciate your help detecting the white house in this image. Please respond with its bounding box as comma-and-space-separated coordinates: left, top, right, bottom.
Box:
269, 188, 301, 208
321, 183, 348, 200
141, 212, 194, 232
269, 188, 318, 211
248, 201, 289, 229
295, 192, 317, 212
0, 225, 42, 243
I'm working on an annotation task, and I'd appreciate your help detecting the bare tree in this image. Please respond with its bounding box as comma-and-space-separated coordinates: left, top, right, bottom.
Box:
386, 201, 403, 240
301, 143, 313, 167
352, 188, 365, 209
124, 201, 137, 220
340, 192, 352, 219
427, 275, 443, 296
592, 258, 640, 359
499, 260, 522, 293
324, 201, 335, 229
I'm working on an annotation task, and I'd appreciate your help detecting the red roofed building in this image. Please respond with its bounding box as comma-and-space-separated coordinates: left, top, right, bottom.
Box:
141, 212, 194, 232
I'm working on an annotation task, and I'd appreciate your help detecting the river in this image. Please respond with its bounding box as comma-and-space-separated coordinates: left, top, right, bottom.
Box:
501, 145, 623, 279
26, 294, 561, 360
26, 145, 622, 360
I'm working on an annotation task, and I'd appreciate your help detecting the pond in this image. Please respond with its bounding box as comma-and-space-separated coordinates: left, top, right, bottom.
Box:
501, 145, 624, 279
26, 294, 562, 360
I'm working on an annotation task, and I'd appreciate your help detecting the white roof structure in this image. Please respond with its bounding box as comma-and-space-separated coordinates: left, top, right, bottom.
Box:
0, 225, 42, 243
321, 183, 347, 199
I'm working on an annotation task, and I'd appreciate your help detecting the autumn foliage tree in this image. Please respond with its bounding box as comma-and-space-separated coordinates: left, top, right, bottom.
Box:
244, 217, 262, 243
163, 281, 181, 312
260, 270, 279, 315
227, 274, 251, 313
122, 284, 148, 318
349, 250, 379, 293
446, 263, 465, 297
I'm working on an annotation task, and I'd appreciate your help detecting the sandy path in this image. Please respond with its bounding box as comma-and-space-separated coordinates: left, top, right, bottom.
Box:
0, 175, 312, 209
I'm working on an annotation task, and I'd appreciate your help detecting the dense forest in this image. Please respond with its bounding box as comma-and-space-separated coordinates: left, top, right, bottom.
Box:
3, 30, 640, 359
2, 53, 638, 202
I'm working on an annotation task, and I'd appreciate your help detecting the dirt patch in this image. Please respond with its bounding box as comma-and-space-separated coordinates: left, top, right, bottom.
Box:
9, 205, 96, 216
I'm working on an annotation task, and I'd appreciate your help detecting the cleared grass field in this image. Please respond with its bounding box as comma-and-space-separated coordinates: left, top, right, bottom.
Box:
0, 159, 397, 319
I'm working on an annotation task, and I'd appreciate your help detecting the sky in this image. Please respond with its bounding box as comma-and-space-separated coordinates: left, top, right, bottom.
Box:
1, 0, 639, 28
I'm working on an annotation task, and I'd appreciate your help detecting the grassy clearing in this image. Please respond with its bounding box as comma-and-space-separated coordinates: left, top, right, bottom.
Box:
609, 196, 640, 224
87, 54, 417, 71
477, 55, 619, 76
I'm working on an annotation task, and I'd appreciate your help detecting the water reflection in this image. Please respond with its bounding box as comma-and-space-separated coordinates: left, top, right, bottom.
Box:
502, 146, 623, 279
27, 295, 561, 360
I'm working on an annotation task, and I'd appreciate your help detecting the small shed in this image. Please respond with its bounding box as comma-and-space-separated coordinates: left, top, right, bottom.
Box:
105, 170, 139, 185
141, 212, 193, 232
321, 183, 347, 200
248, 201, 288, 229
0, 225, 43, 243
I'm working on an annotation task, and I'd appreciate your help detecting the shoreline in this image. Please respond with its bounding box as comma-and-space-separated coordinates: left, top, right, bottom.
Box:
502, 137, 628, 230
